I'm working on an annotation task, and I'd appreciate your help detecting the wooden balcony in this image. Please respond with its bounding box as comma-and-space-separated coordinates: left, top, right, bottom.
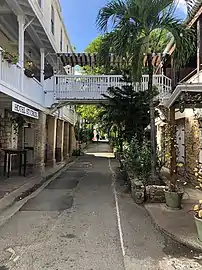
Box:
53, 74, 172, 103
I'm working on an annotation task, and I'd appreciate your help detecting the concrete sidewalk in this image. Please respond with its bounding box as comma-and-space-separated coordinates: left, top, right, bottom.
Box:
145, 187, 202, 251
0, 161, 73, 214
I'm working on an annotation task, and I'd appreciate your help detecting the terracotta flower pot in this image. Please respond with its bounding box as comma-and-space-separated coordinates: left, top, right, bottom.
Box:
195, 216, 202, 242
164, 190, 184, 209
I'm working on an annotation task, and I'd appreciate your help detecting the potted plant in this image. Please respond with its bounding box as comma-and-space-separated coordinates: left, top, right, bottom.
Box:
164, 185, 184, 209
2, 50, 18, 64
192, 200, 202, 242
164, 162, 186, 209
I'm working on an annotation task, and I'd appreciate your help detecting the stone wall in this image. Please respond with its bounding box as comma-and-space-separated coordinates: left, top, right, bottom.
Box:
0, 114, 13, 167
160, 116, 200, 185
34, 112, 46, 172
160, 124, 171, 168
146, 185, 166, 203
184, 117, 200, 184
130, 177, 145, 204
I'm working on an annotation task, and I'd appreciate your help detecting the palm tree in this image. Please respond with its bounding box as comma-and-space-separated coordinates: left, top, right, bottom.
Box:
96, 0, 196, 182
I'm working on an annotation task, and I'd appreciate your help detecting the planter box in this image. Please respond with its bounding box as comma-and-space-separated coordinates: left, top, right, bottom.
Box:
146, 185, 166, 203
130, 177, 145, 204
195, 216, 202, 242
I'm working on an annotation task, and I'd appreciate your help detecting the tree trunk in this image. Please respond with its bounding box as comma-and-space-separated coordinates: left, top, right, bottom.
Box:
169, 105, 177, 191
148, 53, 158, 183
118, 127, 123, 153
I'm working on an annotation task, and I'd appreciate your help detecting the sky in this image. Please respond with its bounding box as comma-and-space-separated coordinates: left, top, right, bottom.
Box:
60, 0, 188, 52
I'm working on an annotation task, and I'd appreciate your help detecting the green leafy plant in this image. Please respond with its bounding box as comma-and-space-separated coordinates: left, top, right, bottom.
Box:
2, 50, 18, 64
123, 137, 152, 183
72, 149, 81, 156
192, 200, 202, 219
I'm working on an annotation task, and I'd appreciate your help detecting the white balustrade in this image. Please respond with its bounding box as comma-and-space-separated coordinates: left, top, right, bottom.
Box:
54, 74, 172, 102
0, 57, 172, 107
23, 76, 44, 105
0, 59, 45, 106
1, 60, 21, 90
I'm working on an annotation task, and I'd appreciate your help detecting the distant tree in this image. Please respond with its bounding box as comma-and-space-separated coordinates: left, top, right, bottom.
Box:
76, 105, 103, 124
85, 36, 103, 53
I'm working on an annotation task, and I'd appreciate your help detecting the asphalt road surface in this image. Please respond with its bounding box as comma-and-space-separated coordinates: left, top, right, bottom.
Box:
0, 143, 202, 270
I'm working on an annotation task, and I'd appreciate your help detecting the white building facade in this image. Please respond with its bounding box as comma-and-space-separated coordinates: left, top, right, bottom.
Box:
0, 0, 77, 173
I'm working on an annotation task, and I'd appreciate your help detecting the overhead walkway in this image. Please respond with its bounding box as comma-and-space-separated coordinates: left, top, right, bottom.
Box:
53, 74, 172, 104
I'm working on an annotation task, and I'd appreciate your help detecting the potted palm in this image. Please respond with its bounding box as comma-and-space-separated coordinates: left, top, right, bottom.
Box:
192, 200, 202, 242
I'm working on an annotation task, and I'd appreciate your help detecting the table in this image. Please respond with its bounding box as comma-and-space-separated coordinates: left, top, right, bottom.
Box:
2, 149, 27, 178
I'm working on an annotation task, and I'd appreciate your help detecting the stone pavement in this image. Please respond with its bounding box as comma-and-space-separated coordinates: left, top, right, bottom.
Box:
0, 143, 201, 269
145, 187, 202, 251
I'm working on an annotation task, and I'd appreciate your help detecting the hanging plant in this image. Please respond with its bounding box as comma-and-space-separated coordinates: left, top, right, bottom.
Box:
2, 50, 18, 64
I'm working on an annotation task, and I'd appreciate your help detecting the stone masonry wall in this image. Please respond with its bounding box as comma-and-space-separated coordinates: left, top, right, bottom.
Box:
0, 114, 13, 167
185, 117, 200, 184
161, 116, 200, 185
34, 112, 46, 171
160, 124, 171, 169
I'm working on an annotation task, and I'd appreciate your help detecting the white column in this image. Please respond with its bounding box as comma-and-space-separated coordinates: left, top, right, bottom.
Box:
197, 19, 200, 82
40, 48, 45, 87
0, 47, 2, 80
18, 15, 25, 91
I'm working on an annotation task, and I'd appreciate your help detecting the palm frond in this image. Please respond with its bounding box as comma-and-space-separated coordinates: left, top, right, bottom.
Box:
96, 0, 127, 32
185, 0, 201, 14
96, 0, 196, 81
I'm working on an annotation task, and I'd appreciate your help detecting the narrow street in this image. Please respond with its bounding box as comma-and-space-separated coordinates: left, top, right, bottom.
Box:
0, 143, 201, 270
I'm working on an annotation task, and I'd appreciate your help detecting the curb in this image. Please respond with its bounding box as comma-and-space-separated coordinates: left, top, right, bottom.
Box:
0, 163, 65, 212
0, 158, 77, 227
13, 163, 67, 203
144, 205, 202, 253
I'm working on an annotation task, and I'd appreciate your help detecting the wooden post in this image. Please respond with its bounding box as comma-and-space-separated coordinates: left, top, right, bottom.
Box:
169, 105, 177, 189
197, 19, 200, 82
148, 52, 158, 183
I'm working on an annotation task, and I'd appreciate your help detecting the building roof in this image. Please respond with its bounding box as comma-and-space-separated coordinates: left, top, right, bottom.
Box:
164, 1, 202, 63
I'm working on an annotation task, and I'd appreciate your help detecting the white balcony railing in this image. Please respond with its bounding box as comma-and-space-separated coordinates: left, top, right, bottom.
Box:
24, 75, 44, 105
0, 59, 44, 106
54, 74, 172, 102
1, 60, 21, 90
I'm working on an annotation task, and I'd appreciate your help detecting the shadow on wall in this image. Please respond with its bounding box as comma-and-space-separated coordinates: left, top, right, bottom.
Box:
55, 148, 62, 162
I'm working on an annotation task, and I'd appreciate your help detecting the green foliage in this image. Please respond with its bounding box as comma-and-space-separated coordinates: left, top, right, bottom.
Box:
123, 137, 152, 182
83, 36, 106, 75
96, 0, 196, 80
75, 124, 94, 143
148, 29, 172, 53
85, 36, 103, 53
76, 105, 103, 124
99, 73, 156, 144
72, 149, 81, 156
2, 50, 18, 65
83, 35, 123, 75
82, 65, 105, 75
